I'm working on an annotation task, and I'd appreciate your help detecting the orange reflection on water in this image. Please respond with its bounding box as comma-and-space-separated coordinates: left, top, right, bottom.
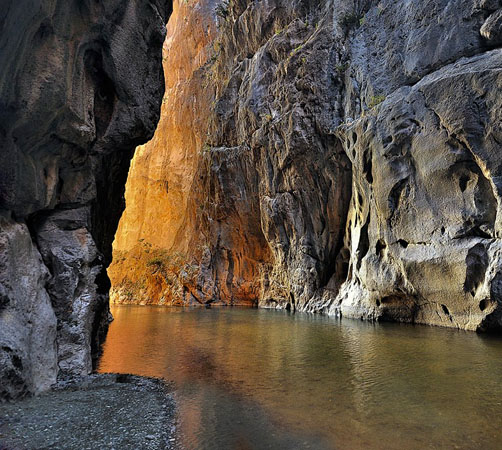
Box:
99, 306, 502, 449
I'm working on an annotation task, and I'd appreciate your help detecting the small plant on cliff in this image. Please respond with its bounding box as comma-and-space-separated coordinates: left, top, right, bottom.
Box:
215, 1, 230, 20
289, 43, 305, 57
274, 26, 285, 36
367, 94, 386, 109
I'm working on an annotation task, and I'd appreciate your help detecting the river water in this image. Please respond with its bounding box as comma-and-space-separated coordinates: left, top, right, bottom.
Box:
98, 306, 502, 449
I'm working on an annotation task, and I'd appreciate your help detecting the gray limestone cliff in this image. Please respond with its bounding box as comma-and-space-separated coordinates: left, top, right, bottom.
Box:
193, 0, 502, 330
0, 0, 172, 399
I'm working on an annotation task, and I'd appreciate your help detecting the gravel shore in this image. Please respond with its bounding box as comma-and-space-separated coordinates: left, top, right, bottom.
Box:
0, 374, 178, 450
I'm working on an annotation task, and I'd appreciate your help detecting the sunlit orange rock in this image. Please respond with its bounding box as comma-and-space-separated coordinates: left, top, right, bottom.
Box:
109, 0, 270, 306
109, 0, 212, 305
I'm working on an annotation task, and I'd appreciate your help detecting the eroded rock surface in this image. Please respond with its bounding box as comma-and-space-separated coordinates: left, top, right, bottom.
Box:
113, 0, 502, 332
0, 0, 172, 399
334, 49, 502, 330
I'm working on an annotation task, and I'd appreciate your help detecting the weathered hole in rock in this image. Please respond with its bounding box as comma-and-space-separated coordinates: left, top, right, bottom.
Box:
375, 239, 386, 257
464, 243, 488, 294
0, 292, 10, 311
84, 50, 116, 139
362, 148, 373, 183
397, 239, 409, 248
35, 20, 54, 40
356, 218, 370, 271
459, 174, 470, 192
382, 136, 392, 147
388, 178, 409, 216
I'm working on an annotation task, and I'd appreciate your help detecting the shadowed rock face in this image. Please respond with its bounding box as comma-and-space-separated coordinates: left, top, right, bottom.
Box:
112, 0, 502, 332
0, 0, 172, 399
200, 0, 354, 309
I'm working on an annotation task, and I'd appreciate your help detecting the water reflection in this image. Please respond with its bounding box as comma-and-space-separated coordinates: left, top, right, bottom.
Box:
98, 307, 502, 449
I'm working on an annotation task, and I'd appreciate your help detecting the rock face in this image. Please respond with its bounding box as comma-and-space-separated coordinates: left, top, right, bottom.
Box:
113, 0, 502, 332
108, 0, 237, 306
0, 0, 172, 399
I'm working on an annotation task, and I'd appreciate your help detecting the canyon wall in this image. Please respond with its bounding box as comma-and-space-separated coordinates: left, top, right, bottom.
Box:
0, 0, 172, 399
113, 0, 502, 332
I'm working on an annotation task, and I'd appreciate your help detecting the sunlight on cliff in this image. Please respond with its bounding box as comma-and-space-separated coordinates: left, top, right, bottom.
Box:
108, 0, 215, 306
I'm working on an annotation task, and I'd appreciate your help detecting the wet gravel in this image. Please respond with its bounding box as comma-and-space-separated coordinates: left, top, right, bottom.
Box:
0, 374, 178, 450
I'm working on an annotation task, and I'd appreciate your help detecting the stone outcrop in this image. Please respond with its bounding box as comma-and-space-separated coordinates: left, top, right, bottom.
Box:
0, 0, 172, 399
113, 0, 502, 332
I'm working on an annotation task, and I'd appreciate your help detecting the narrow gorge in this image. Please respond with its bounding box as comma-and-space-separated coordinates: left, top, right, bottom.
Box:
2, 0, 502, 403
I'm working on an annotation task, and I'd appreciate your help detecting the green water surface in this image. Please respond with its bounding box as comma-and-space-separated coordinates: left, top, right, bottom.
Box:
98, 306, 502, 449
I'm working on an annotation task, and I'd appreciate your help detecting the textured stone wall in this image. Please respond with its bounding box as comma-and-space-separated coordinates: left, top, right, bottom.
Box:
113, 0, 502, 333
0, 0, 172, 399
329, 0, 502, 330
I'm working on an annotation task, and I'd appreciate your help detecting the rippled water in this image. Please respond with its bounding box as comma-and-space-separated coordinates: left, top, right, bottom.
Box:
98, 306, 502, 449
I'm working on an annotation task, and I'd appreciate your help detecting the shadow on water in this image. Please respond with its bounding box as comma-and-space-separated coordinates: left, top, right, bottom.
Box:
98, 306, 502, 449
